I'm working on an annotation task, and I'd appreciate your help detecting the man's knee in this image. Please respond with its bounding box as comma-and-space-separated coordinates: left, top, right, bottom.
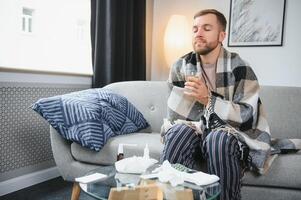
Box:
204, 130, 239, 155
166, 124, 195, 140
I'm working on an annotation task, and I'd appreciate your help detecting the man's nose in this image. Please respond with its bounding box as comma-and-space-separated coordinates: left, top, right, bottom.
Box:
194, 27, 204, 37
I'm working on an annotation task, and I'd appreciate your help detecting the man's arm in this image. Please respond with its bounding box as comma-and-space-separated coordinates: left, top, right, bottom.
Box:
166, 56, 205, 122
208, 66, 260, 131
167, 59, 185, 88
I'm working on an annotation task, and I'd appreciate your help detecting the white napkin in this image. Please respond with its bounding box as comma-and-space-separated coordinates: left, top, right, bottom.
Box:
115, 156, 158, 174
142, 160, 219, 187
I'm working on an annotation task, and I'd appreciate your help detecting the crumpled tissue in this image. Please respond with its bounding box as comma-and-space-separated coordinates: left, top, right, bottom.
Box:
149, 160, 220, 187
115, 156, 158, 174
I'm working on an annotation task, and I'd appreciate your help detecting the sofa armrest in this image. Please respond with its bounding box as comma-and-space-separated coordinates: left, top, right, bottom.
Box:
50, 126, 98, 181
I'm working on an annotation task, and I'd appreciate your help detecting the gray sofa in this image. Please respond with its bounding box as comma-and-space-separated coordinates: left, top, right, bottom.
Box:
50, 81, 301, 200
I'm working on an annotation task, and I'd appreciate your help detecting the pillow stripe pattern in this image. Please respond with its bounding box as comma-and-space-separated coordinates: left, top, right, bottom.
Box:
32, 89, 149, 151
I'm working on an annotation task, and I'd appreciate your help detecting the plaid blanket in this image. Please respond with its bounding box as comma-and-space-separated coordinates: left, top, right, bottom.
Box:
163, 47, 301, 174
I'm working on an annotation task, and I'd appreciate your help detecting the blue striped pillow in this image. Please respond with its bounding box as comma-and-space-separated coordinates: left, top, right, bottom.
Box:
32, 89, 149, 151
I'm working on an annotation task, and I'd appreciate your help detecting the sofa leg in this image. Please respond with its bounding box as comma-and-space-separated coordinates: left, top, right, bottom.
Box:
71, 182, 81, 200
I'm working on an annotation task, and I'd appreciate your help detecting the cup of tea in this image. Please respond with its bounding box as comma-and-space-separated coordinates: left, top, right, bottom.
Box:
185, 64, 199, 81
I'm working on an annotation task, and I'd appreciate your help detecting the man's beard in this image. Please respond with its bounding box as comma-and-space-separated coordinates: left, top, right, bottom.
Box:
193, 40, 219, 55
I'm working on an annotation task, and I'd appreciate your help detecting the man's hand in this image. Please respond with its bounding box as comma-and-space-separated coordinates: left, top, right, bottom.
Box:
184, 76, 210, 105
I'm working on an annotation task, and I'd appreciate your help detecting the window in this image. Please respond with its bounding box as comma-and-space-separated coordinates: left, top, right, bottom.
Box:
22, 8, 34, 33
0, 0, 92, 75
76, 19, 86, 41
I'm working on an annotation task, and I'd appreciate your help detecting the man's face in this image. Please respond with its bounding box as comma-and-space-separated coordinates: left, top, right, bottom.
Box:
192, 14, 226, 55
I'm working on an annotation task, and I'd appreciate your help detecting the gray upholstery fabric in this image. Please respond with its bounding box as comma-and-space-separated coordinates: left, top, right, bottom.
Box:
50, 127, 99, 181
241, 186, 301, 200
49, 81, 301, 200
71, 133, 163, 165
260, 86, 301, 139
243, 151, 301, 189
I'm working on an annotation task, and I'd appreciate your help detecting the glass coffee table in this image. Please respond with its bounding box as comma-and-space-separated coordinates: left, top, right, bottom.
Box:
79, 165, 220, 200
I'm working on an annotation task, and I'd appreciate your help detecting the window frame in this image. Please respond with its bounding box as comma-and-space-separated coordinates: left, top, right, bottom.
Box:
22, 7, 34, 34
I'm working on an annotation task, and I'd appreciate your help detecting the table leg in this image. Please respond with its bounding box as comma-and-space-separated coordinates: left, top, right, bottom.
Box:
71, 182, 81, 200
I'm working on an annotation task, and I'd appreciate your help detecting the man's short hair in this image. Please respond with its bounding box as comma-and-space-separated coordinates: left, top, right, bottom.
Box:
194, 9, 227, 31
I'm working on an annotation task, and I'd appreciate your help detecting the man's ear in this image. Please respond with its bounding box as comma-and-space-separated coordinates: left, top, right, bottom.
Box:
219, 31, 226, 43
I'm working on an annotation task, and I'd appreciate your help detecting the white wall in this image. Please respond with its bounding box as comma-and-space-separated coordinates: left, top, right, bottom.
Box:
150, 0, 301, 87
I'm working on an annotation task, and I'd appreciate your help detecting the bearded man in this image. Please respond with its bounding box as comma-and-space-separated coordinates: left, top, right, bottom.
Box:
160, 9, 271, 200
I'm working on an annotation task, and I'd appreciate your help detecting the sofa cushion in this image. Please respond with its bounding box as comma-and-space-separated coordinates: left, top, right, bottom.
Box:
242, 150, 301, 190
242, 186, 301, 200
71, 132, 164, 165
260, 86, 301, 139
33, 89, 149, 151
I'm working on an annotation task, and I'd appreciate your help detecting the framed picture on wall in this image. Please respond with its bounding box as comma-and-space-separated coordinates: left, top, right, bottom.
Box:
228, 0, 286, 47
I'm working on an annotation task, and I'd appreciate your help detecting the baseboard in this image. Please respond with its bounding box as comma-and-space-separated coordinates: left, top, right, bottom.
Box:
0, 167, 60, 196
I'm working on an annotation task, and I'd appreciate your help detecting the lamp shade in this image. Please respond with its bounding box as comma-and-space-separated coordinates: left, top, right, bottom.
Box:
164, 15, 191, 68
